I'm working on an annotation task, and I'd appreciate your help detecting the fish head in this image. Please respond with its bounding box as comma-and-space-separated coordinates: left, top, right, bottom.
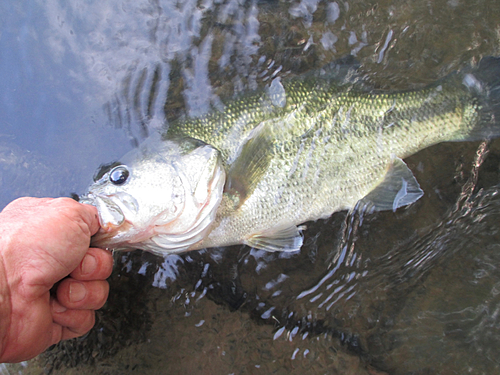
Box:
81, 137, 226, 253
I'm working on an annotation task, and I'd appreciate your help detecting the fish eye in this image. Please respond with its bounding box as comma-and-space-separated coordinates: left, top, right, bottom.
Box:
93, 161, 122, 182
109, 166, 130, 185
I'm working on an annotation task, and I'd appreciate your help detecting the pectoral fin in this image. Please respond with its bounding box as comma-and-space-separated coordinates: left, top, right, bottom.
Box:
226, 124, 275, 206
361, 158, 423, 212
245, 225, 304, 252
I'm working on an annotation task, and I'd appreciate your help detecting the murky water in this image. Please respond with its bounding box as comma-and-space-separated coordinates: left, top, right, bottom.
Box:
2, 0, 500, 374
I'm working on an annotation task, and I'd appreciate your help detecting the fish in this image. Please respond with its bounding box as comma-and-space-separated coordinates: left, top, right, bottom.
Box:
81, 57, 500, 255
81, 138, 226, 252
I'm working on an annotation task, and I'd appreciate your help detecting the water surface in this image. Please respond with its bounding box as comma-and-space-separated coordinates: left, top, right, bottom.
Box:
2, 0, 500, 374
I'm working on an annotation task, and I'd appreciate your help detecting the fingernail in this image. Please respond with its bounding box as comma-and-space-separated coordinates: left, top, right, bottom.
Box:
69, 282, 86, 303
53, 301, 67, 313
81, 254, 97, 276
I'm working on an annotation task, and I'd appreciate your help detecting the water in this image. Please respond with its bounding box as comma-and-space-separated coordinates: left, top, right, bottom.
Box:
1, 0, 500, 374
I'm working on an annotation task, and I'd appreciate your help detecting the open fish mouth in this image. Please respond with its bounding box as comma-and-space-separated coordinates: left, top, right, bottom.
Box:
79, 193, 138, 249
80, 194, 127, 229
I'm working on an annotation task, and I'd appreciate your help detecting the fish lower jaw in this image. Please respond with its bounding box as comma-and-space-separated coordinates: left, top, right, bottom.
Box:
91, 222, 155, 251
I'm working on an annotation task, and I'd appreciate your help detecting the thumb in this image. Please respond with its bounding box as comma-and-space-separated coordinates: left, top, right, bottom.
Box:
78, 203, 101, 237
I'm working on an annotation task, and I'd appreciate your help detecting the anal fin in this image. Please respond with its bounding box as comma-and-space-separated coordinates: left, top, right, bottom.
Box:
361, 158, 424, 212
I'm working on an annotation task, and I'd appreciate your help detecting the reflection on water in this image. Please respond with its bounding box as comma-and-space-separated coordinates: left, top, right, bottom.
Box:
2, 0, 500, 374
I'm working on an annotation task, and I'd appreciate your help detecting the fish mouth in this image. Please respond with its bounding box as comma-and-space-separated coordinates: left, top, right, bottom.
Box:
81, 194, 125, 228
80, 193, 137, 249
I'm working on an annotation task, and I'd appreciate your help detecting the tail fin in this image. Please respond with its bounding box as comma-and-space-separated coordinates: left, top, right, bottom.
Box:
463, 56, 500, 140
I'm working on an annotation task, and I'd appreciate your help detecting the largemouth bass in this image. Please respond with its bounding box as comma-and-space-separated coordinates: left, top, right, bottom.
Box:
82, 57, 500, 254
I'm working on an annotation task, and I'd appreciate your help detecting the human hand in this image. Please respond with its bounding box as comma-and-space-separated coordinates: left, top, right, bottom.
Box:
0, 197, 114, 363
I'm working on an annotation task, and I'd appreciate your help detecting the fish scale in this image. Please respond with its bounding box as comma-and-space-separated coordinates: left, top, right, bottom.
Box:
84, 58, 500, 254
171, 69, 487, 250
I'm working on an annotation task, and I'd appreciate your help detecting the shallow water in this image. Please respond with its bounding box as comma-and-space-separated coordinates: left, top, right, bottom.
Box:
2, 0, 500, 374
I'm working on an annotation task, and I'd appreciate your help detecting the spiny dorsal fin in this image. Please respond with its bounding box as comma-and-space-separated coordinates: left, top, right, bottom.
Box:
361, 157, 423, 212
244, 225, 304, 252
265, 77, 287, 108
